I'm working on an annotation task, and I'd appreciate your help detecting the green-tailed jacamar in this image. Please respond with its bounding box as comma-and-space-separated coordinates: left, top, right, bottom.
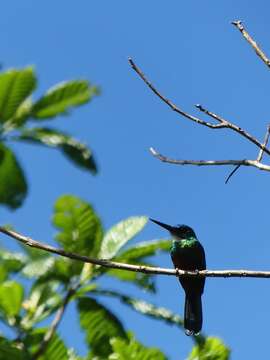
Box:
150, 218, 206, 335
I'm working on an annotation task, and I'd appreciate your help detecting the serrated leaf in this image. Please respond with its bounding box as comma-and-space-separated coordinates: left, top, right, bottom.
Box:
0, 337, 28, 360
188, 337, 230, 360
24, 328, 68, 360
53, 195, 103, 257
17, 127, 97, 173
0, 67, 36, 123
0, 280, 24, 317
109, 332, 167, 360
77, 297, 127, 357
32, 80, 98, 119
100, 217, 148, 259
0, 144, 27, 209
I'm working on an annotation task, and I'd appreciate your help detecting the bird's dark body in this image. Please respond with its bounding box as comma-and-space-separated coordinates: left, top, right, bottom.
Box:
150, 218, 206, 335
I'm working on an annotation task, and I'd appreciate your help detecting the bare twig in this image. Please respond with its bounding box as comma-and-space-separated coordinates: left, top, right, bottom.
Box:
232, 20, 270, 69
2, 226, 270, 279
225, 165, 242, 184
195, 104, 270, 156
149, 147, 270, 171
128, 58, 223, 129
257, 124, 270, 162
129, 58, 270, 158
32, 286, 77, 360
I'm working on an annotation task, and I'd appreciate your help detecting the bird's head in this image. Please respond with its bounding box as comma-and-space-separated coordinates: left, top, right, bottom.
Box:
150, 218, 196, 239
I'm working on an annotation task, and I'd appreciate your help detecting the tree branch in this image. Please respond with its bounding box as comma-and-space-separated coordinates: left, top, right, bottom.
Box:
129, 58, 270, 158
232, 20, 270, 69
32, 286, 77, 360
149, 147, 270, 171
2, 226, 270, 279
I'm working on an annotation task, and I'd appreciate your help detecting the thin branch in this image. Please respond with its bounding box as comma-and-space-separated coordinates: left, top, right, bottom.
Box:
232, 20, 270, 69
128, 58, 223, 129
32, 286, 77, 360
195, 104, 270, 157
149, 147, 270, 171
2, 226, 270, 279
129, 57, 270, 157
257, 124, 270, 162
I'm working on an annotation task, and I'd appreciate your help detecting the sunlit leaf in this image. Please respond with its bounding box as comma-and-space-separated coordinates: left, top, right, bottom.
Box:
0, 248, 27, 273
109, 332, 167, 360
0, 67, 36, 123
188, 337, 230, 360
17, 127, 97, 173
99, 217, 148, 259
53, 195, 103, 261
32, 80, 98, 119
0, 144, 27, 209
22, 256, 55, 278
77, 297, 127, 357
0, 281, 24, 317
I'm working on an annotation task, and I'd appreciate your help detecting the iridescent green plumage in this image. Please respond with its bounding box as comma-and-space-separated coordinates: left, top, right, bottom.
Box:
150, 219, 206, 335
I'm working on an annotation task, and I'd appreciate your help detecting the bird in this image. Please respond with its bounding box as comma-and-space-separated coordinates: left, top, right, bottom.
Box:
150, 218, 206, 336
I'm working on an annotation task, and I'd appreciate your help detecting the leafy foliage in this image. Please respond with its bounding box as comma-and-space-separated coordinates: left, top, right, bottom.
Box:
109, 332, 168, 360
77, 297, 127, 357
188, 337, 230, 360
99, 216, 148, 259
0, 280, 24, 318
53, 195, 103, 257
32, 80, 98, 119
0, 67, 98, 209
0, 67, 36, 123
0, 338, 27, 360
0, 144, 27, 209
18, 127, 97, 173
25, 328, 68, 360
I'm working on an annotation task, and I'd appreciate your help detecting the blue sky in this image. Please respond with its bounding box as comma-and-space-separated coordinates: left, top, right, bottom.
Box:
1, 1, 270, 359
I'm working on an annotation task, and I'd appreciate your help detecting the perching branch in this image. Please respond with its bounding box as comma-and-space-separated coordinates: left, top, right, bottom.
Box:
232, 20, 270, 69
3, 225, 270, 279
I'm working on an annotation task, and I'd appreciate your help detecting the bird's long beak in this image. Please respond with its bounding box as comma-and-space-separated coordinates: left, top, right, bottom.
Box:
149, 218, 174, 232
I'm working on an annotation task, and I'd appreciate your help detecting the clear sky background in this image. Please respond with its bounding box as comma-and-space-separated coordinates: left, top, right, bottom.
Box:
1, 1, 270, 359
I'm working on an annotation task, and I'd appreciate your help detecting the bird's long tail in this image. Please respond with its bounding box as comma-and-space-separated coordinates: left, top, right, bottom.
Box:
184, 294, 202, 336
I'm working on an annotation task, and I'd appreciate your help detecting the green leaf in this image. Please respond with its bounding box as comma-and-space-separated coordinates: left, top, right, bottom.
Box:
0, 144, 27, 209
24, 328, 68, 360
17, 127, 97, 174
109, 332, 167, 360
22, 256, 55, 278
0, 280, 24, 317
77, 297, 127, 357
188, 337, 230, 360
53, 195, 103, 257
32, 80, 98, 119
0, 248, 27, 273
0, 337, 28, 360
0, 67, 36, 123
99, 216, 148, 259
